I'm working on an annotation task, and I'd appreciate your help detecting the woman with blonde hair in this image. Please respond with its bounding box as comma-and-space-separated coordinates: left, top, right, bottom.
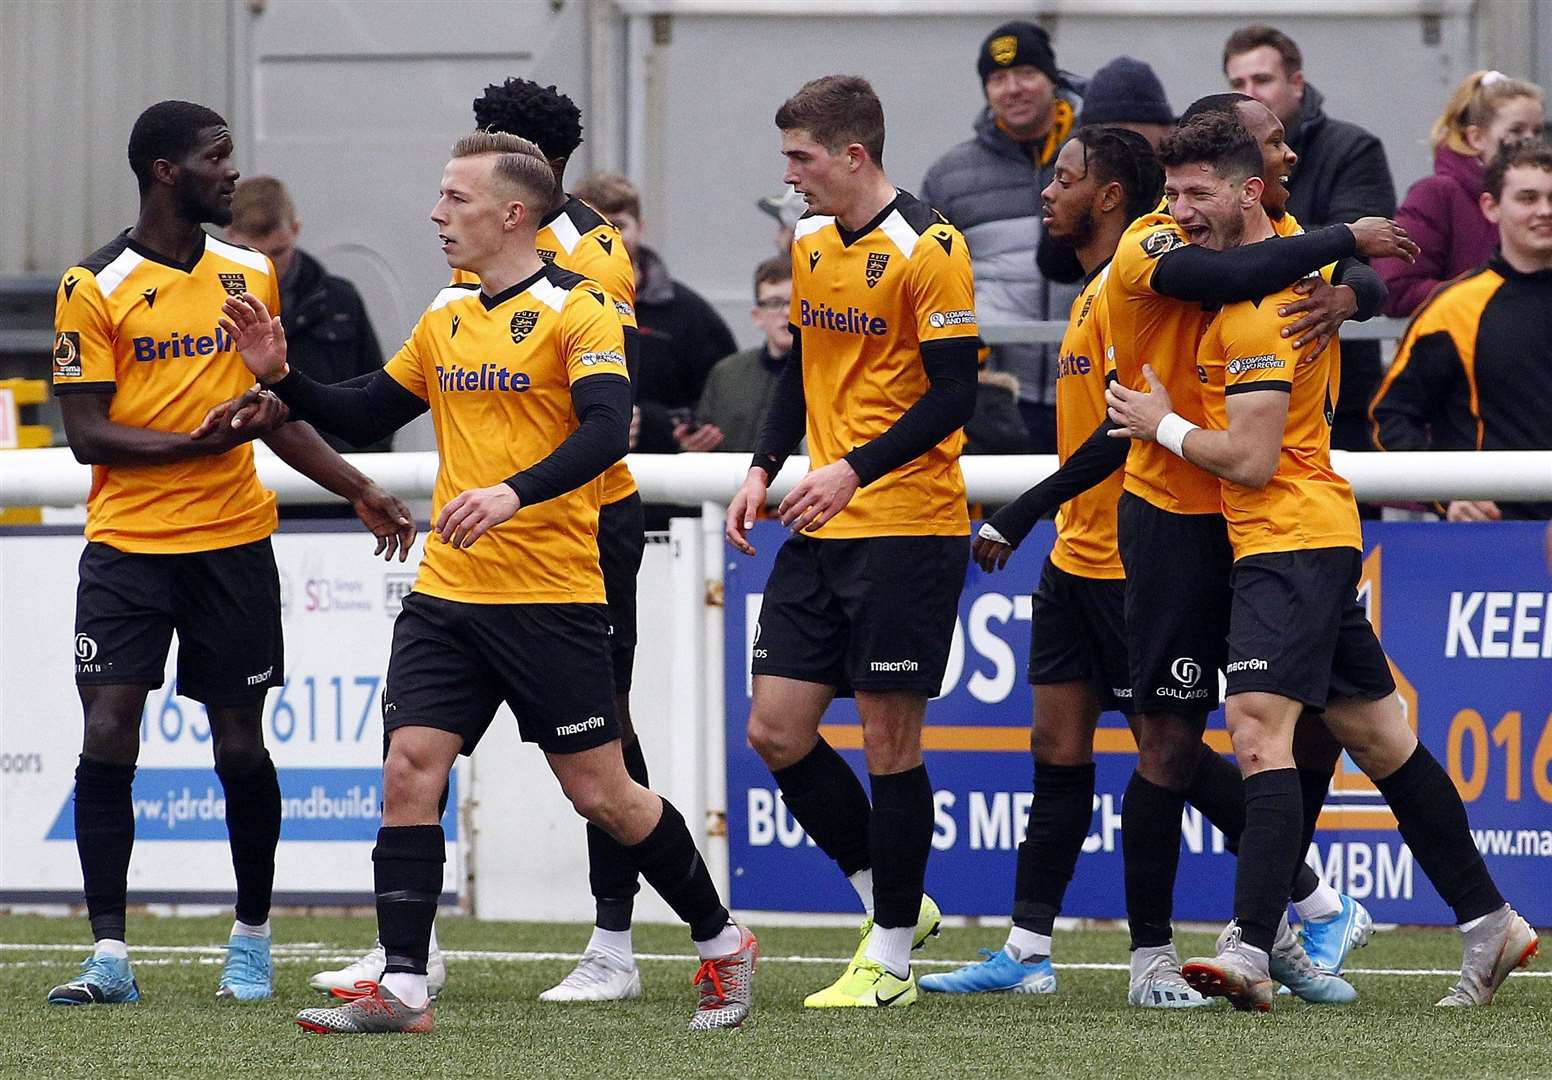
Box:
1376, 70, 1543, 315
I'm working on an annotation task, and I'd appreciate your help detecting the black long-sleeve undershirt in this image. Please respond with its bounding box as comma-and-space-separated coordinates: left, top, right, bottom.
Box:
1150, 223, 1356, 304
503, 374, 631, 507
844, 339, 979, 486
986, 416, 1127, 547
268, 366, 428, 448
750, 333, 979, 486
750, 328, 808, 480
1334, 257, 1387, 320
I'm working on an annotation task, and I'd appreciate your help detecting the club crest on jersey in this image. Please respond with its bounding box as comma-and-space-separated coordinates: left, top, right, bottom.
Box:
54, 331, 82, 378
510, 309, 540, 344
1141, 231, 1185, 258
989, 34, 1018, 66
537, 248, 557, 263
865, 252, 890, 288
218, 273, 247, 297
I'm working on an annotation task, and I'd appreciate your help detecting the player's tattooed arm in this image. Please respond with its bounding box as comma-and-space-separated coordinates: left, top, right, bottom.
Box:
1106, 365, 1287, 489
63, 386, 287, 466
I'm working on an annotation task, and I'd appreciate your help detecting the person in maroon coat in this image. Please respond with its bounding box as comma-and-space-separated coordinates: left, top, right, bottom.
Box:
1376, 70, 1543, 316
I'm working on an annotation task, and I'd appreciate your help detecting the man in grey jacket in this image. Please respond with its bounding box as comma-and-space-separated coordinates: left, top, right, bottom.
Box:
922, 20, 1081, 452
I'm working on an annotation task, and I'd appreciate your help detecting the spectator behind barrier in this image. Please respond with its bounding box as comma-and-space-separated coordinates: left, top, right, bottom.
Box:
225, 178, 388, 457
1038, 55, 1174, 286
1223, 24, 1397, 456
1375, 71, 1544, 317
572, 172, 737, 456
757, 186, 806, 254
1080, 56, 1174, 148
679, 256, 792, 455
921, 20, 1083, 453
1369, 139, 1552, 522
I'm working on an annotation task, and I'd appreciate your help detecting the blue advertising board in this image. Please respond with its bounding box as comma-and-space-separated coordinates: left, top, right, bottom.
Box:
725, 521, 1552, 925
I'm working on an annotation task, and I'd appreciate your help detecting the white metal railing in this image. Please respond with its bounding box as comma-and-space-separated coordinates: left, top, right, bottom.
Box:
3, 446, 1551, 508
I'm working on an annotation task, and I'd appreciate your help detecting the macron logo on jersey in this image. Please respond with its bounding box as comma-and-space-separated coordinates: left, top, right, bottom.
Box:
435, 363, 531, 393
131, 327, 235, 363
798, 299, 888, 337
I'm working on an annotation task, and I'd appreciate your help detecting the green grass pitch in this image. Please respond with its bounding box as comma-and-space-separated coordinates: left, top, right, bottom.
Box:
1, 914, 1546, 1078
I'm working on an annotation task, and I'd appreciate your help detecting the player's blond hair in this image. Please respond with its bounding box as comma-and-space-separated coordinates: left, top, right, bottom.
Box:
1431, 71, 1544, 156
451, 130, 557, 208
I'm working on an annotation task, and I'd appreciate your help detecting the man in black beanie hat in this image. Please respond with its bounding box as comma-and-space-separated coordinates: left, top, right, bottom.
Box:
923, 20, 1083, 453
1080, 56, 1174, 148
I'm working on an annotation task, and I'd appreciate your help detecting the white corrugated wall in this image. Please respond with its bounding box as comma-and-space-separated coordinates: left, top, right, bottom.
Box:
0, 0, 234, 276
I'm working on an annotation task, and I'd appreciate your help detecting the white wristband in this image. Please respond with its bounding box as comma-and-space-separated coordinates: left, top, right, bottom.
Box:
977, 522, 1010, 545
1155, 412, 1198, 457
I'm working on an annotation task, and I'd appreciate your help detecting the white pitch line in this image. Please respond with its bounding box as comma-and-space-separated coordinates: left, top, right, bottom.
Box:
0, 943, 1545, 978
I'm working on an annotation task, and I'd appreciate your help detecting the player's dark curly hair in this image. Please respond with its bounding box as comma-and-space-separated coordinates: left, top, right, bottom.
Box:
127, 100, 227, 195
1072, 126, 1163, 222
1157, 111, 1263, 185
472, 78, 584, 161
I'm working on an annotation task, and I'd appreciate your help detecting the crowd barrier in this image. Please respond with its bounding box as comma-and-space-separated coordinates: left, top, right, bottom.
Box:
2, 449, 1549, 922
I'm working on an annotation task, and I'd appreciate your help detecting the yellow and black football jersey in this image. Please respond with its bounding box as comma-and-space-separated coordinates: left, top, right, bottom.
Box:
1108, 207, 1334, 517
1051, 262, 1123, 579
789, 190, 978, 539
452, 195, 639, 505
52, 231, 280, 554
386, 263, 628, 604
1198, 282, 1360, 560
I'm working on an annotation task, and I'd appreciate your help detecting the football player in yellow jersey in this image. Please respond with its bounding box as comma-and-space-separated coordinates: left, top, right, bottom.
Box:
925, 128, 1217, 1003
724, 76, 979, 1008
45, 100, 414, 1010
308, 78, 652, 1006
981, 94, 1416, 1002
1109, 112, 1536, 1012
223, 132, 756, 1034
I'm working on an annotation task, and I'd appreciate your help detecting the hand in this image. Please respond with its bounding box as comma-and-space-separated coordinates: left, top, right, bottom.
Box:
219, 293, 290, 383
778, 460, 860, 534
351, 482, 417, 562
628, 405, 641, 452
971, 534, 1014, 573
1445, 500, 1502, 522
1347, 217, 1420, 263
725, 468, 769, 556
1280, 278, 1357, 352
1105, 365, 1174, 442
435, 484, 520, 548
189, 386, 288, 446
674, 421, 724, 453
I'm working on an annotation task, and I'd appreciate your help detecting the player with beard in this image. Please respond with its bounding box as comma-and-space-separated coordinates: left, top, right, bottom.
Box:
972, 95, 1415, 1001
921, 127, 1217, 1004
47, 100, 415, 1007
1107, 111, 1537, 1011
